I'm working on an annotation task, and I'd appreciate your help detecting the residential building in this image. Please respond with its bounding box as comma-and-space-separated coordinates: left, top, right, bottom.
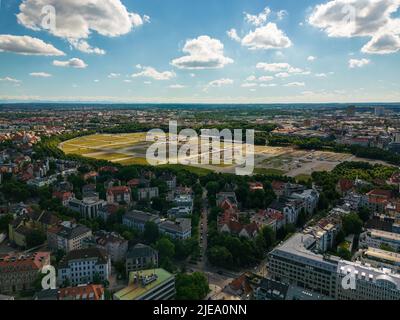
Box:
360, 229, 400, 251
126, 243, 159, 274
114, 268, 175, 300
58, 284, 105, 300
106, 186, 131, 205
9, 211, 60, 248
122, 210, 160, 232
47, 221, 92, 253
0, 252, 51, 294
367, 189, 392, 213
216, 192, 238, 208
137, 187, 159, 201
57, 248, 111, 286
290, 189, 320, 214
68, 196, 106, 220
95, 231, 128, 263
53, 191, 75, 207
159, 218, 192, 240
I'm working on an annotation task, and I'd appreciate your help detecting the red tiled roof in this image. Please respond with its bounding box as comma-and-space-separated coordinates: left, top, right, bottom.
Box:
367, 189, 392, 198
58, 284, 104, 300
0, 252, 50, 272
107, 186, 130, 195
338, 179, 354, 193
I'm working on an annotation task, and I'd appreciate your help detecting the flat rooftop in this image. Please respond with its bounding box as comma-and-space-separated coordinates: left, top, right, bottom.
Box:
365, 247, 400, 265
369, 229, 400, 242
114, 268, 174, 300
271, 233, 339, 271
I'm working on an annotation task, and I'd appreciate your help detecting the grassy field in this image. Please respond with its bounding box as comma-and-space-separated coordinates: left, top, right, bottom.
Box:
59, 133, 385, 177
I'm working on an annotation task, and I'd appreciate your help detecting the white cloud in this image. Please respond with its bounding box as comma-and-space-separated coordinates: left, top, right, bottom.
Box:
108, 73, 121, 79
53, 58, 88, 68
315, 73, 328, 77
307, 55, 317, 61
241, 23, 292, 50
259, 75, 274, 82
244, 7, 271, 26
132, 66, 175, 80
123, 79, 132, 83
227, 28, 241, 42
0, 77, 21, 83
246, 75, 257, 82
68, 39, 106, 55
241, 82, 258, 88
348, 58, 370, 68
260, 83, 277, 87
207, 78, 234, 88
171, 36, 233, 69
17, 0, 149, 55
276, 10, 288, 21
29, 72, 52, 77
362, 31, 400, 54
169, 84, 186, 89
256, 62, 303, 73
275, 72, 291, 78
308, 0, 400, 54
284, 82, 305, 87
0, 34, 64, 56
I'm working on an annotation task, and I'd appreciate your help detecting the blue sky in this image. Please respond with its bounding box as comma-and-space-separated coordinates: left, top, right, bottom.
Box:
0, 0, 399, 103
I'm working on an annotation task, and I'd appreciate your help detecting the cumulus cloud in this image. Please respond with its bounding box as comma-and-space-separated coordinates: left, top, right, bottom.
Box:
17, 0, 149, 55
0, 77, 21, 83
275, 72, 291, 78
0, 34, 64, 56
207, 78, 234, 87
227, 28, 241, 42
241, 23, 292, 50
348, 58, 370, 68
307, 55, 317, 61
244, 7, 271, 26
228, 7, 292, 50
132, 65, 175, 80
171, 36, 233, 69
29, 72, 52, 77
284, 82, 305, 87
169, 84, 186, 89
108, 73, 121, 79
308, 0, 400, 54
259, 75, 274, 82
53, 58, 88, 68
256, 62, 303, 73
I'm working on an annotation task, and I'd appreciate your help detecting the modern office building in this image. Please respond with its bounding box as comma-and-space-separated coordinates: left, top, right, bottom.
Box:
114, 268, 175, 300
269, 233, 400, 300
268, 233, 339, 298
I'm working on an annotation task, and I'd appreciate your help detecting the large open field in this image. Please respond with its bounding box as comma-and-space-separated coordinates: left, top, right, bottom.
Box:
59, 133, 393, 177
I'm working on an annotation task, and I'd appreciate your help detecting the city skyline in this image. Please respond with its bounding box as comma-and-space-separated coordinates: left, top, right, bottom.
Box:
0, 0, 400, 103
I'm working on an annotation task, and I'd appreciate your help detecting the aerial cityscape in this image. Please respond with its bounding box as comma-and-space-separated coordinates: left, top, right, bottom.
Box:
1, 0, 400, 306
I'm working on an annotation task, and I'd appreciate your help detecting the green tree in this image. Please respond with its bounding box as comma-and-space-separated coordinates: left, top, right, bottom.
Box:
26, 230, 46, 249
207, 245, 233, 267
342, 213, 363, 235
358, 207, 371, 223
297, 208, 307, 228
144, 221, 160, 244
156, 237, 175, 260
176, 272, 210, 300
